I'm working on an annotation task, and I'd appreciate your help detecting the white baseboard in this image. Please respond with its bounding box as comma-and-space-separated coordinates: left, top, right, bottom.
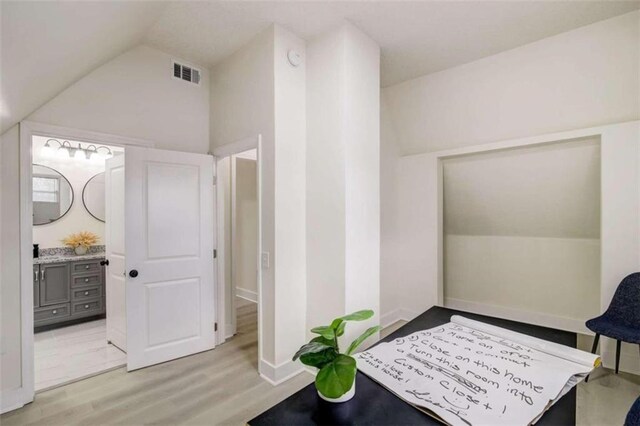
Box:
259, 358, 307, 385
236, 287, 258, 303
1, 387, 31, 414
224, 323, 235, 340
444, 297, 590, 335
601, 339, 640, 375
380, 308, 420, 329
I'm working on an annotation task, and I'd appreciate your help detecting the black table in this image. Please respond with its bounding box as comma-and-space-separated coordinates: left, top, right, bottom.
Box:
250, 306, 577, 425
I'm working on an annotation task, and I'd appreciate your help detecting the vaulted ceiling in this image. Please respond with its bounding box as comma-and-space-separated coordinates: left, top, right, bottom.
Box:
2, 1, 638, 134
0, 1, 167, 133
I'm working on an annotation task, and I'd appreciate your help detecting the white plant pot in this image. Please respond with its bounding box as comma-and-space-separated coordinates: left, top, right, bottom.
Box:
317, 380, 356, 403
74, 246, 88, 255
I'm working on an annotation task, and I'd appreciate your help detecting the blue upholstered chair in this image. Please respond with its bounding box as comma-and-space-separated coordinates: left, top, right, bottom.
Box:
625, 397, 640, 426
585, 272, 640, 379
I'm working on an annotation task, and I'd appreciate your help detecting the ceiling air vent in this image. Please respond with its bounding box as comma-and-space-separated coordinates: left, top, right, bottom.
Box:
173, 61, 200, 85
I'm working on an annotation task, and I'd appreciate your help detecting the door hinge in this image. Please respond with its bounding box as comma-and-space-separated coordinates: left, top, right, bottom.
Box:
213, 249, 217, 259
214, 322, 218, 332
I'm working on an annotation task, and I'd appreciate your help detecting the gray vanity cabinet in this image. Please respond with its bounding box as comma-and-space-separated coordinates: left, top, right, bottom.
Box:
39, 262, 71, 306
34, 257, 105, 328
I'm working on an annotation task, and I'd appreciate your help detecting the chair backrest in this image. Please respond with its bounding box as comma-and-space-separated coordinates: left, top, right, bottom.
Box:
604, 272, 640, 329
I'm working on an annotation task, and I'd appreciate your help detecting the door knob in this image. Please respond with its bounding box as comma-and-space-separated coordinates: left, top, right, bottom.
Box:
100, 259, 109, 266
129, 270, 139, 278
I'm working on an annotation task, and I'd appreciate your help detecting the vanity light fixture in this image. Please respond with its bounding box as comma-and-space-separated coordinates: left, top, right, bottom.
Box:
42, 139, 113, 161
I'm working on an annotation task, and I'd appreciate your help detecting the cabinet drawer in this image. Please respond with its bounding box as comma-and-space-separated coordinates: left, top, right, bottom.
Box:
71, 260, 102, 275
71, 273, 102, 288
35, 303, 70, 322
71, 298, 103, 316
71, 286, 102, 301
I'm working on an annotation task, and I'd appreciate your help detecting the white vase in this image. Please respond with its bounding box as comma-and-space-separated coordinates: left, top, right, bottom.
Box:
74, 246, 88, 255
317, 380, 356, 403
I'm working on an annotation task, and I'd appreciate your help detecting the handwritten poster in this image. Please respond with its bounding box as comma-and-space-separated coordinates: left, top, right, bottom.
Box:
356, 316, 598, 426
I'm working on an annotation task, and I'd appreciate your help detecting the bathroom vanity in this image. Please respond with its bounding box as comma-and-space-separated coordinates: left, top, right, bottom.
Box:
33, 253, 106, 329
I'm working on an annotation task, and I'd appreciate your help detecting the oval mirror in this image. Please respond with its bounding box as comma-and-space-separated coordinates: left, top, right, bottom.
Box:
83, 172, 105, 222
32, 164, 74, 225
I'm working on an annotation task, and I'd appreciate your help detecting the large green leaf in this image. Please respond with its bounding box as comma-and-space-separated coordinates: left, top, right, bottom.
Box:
292, 341, 332, 361
310, 326, 335, 340
330, 318, 343, 330
335, 321, 346, 337
346, 325, 382, 355
311, 336, 336, 348
315, 354, 357, 399
300, 348, 337, 369
340, 310, 374, 322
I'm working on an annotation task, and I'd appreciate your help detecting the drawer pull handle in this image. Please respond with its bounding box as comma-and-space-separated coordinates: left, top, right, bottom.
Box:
85, 278, 89, 283
52, 309, 57, 314
84, 291, 89, 296
85, 265, 90, 269
84, 304, 90, 309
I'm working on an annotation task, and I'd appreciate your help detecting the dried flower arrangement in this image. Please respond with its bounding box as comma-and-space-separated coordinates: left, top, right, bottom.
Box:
62, 231, 100, 255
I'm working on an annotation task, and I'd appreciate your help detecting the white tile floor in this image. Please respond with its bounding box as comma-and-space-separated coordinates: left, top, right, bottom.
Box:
35, 319, 126, 391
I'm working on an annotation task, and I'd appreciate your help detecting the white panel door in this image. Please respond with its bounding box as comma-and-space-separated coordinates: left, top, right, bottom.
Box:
125, 147, 215, 371
105, 154, 127, 352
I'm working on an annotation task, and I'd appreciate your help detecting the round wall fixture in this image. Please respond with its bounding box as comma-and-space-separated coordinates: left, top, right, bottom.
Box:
287, 49, 302, 67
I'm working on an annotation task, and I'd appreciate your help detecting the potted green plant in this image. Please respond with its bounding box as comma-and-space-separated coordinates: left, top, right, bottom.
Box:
292, 310, 381, 403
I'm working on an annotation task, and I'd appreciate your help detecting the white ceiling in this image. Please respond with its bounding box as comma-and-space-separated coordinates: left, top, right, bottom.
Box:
2, 1, 638, 134
0, 1, 167, 133
144, 1, 639, 87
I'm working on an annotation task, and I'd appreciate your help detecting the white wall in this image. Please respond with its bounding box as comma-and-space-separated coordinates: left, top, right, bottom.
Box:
381, 11, 640, 327
210, 25, 307, 382
306, 23, 380, 346
306, 25, 347, 331
379, 95, 401, 326
30, 45, 210, 154
1, 44, 210, 411
31, 136, 123, 248
233, 157, 258, 300
443, 139, 601, 329
210, 25, 277, 364
385, 11, 639, 155
1, 126, 23, 403
272, 25, 307, 373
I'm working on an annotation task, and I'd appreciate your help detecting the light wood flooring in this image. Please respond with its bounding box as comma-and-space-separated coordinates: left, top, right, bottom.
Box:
2, 299, 313, 425
3, 305, 639, 425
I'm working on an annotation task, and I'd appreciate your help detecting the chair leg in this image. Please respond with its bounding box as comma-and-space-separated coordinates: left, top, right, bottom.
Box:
585, 334, 600, 383
615, 339, 621, 374
591, 334, 600, 354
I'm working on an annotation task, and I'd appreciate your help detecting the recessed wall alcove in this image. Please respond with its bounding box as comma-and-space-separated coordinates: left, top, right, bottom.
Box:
443, 137, 601, 325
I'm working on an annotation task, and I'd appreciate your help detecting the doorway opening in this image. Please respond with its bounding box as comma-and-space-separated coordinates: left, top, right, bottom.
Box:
31, 135, 126, 391
19, 122, 217, 408
215, 141, 262, 372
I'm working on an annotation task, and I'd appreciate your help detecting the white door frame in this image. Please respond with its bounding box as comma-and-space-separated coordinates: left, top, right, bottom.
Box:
212, 135, 262, 357
13, 120, 154, 411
